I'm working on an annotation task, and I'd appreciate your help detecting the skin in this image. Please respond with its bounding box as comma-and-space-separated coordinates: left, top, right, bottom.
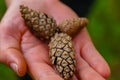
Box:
0, 0, 110, 80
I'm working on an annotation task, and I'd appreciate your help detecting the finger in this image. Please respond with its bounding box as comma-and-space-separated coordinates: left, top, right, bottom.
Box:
75, 52, 106, 80
73, 28, 111, 78
27, 62, 63, 80
44, 1, 78, 23
0, 24, 27, 76
0, 48, 27, 76
22, 38, 63, 80
70, 75, 79, 80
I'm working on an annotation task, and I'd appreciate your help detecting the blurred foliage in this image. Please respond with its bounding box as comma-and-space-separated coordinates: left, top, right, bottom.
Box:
88, 0, 120, 80
0, 64, 17, 80
0, 0, 6, 19
0, 0, 120, 80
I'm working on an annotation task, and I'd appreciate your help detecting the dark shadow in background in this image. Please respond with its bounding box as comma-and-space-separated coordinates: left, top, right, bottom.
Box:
61, 0, 94, 17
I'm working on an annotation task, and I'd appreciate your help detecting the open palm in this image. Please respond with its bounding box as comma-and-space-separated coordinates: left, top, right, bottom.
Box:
0, 1, 110, 80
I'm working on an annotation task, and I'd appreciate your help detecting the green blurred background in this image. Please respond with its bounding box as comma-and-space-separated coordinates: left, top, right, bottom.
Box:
0, 0, 120, 80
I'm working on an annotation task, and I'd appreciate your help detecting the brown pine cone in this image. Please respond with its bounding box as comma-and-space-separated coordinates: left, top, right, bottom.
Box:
49, 33, 76, 80
58, 18, 88, 37
20, 5, 57, 41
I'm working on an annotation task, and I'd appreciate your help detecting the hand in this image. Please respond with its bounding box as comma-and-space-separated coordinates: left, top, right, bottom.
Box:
0, 0, 110, 80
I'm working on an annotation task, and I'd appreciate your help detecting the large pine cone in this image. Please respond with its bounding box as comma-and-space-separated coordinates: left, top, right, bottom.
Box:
49, 33, 76, 80
20, 5, 57, 41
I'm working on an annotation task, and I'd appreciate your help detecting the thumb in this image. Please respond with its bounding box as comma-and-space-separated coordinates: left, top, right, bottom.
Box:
0, 48, 27, 77
45, 1, 78, 23
0, 23, 27, 76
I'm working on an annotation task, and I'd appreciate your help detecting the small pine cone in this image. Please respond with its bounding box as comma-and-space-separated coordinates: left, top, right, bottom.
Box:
58, 18, 88, 37
20, 5, 57, 41
49, 33, 76, 80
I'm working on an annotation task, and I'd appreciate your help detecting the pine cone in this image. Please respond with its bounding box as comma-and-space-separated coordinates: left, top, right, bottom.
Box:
58, 18, 88, 37
49, 33, 76, 80
20, 5, 57, 41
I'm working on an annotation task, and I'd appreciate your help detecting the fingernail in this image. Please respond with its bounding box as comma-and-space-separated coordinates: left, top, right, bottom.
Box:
10, 63, 19, 75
